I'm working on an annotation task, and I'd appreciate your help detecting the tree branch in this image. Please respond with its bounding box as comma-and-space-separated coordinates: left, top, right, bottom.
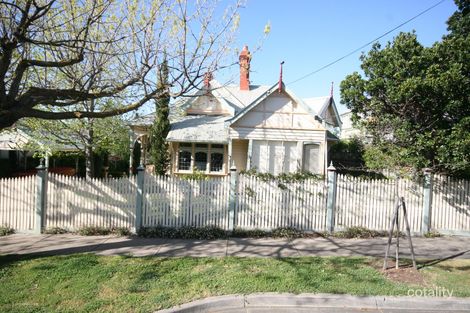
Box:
16, 90, 160, 120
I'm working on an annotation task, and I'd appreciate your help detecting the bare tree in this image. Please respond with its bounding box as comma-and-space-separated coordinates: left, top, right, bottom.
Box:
0, 0, 242, 130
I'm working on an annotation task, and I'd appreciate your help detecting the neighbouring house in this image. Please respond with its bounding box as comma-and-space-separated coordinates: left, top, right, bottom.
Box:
0, 127, 81, 177
129, 46, 342, 176
339, 111, 372, 142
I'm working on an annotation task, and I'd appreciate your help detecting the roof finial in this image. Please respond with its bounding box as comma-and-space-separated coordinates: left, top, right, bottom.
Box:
278, 61, 285, 93
330, 81, 334, 98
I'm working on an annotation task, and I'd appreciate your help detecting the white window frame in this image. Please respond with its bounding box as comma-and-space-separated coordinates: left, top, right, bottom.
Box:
175, 142, 227, 175
194, 143, 209, 172
209, 144, 225, 173
177, 143, 193, 173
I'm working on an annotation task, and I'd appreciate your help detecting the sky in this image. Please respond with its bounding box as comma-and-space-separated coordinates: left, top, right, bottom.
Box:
217, 0, 457, 113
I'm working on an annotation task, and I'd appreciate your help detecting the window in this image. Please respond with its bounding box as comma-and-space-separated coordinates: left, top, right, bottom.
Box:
176, 142, 226, 174
210, 144, 224, 172
178, 143, 193, 171
251, 140, 298, 175
178, 150, 191, 171
303, 144, 320, 174
210, 153, 224, 172
194, 144, 208, 171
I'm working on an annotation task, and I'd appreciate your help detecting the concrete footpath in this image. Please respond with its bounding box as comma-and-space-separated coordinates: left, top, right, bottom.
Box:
1, 234, 469, 259
155, 293, 470, 313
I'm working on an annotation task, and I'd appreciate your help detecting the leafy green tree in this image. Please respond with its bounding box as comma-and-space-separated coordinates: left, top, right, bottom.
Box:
340, 0, 470, 176
21, 114, 130, 177
0, 0, 242, 130
330, 137, 365, 169
149, 61, 171, 175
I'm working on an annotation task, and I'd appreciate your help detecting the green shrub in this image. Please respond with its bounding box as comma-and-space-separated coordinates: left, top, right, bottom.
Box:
0, 225, 14, 236
332, 226, 406, 239
78, 226, 112, 236
180, 225, 226, 240
333, 226, 384, 238
330, 137, 365, 169
240, 169, 323, 182
232, 227, 322, 239
231, 228, 269, 238
137, 226, 177, 238
137, 226, 322, 240
271, 227, 303, 238
77, 226, 132, 236
424, 230, 441, 238
112, 227, 131, 237
44, 227, 68, 234
180, 170, 208, 181
138, 225, 226, 240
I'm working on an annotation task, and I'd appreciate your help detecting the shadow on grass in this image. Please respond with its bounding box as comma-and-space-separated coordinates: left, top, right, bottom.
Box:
383, 249, 470, 270
417, 250, 470, 269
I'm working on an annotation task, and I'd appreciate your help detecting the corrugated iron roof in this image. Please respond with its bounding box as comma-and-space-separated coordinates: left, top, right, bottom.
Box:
166, 115, 229, 143
303, 96, 331, 116
128, 79, 342, 137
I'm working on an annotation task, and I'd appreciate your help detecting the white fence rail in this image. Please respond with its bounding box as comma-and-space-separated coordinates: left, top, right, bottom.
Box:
236, 175, 326, 231
432, 175, 470, 233
143, 175, 230, 230
0, 170, 469, 234
335, 175, 424, 233
46, 174, 136, 231
0, 176, 36, 231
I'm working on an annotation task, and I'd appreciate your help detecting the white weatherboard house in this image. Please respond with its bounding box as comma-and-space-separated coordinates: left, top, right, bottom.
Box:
129, 46, 342, 176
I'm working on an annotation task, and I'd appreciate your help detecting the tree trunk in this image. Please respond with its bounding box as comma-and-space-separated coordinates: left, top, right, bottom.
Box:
85, 119, 94, 179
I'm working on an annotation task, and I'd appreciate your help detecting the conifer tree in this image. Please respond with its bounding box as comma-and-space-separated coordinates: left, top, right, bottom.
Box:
149, 61, 171, 175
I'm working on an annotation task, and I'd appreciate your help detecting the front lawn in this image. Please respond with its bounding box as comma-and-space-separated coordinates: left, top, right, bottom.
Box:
0, 254, 468, 313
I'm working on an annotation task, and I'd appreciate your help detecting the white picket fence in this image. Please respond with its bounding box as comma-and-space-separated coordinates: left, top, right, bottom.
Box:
432, 175, 470, 233
236, 175, 326, 231
0, 172, 469, 234
335, 175, 424, 233
142, 175, 230, 229
0, 175, 36, 231
46, 174, 137, 231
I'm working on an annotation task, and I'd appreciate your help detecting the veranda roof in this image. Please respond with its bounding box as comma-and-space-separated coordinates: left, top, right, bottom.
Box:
166, 115, 229, 144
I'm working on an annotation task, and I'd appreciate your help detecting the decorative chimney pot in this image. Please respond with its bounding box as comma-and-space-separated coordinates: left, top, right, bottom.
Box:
239, 45, 251, 91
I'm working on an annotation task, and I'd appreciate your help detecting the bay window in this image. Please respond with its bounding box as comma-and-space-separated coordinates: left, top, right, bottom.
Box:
176, 142, 226, 174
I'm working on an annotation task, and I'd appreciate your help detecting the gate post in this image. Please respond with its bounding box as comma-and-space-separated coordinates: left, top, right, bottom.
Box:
421, 168, 433, 235
135, 164, 145, 232
228, 166, 238, 231
35, 159, 47, 234
326, 162, 337, 233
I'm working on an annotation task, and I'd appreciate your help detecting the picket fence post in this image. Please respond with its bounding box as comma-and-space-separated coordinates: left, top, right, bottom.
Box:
421, 168, 433, 235
135, 164, 145, 232
35, 159, 47, 234
228, 166, 238, 231
326, 163, 337, 233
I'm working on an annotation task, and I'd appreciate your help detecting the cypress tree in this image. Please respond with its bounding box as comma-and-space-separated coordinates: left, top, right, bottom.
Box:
149, 60, 171, 175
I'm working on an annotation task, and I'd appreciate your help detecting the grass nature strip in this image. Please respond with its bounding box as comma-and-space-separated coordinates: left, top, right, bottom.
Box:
0, 254, 468, 313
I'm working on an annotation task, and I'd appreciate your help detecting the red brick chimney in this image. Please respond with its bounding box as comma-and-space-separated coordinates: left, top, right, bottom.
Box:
239, 45, 251, 91
203, 71, 213, 88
